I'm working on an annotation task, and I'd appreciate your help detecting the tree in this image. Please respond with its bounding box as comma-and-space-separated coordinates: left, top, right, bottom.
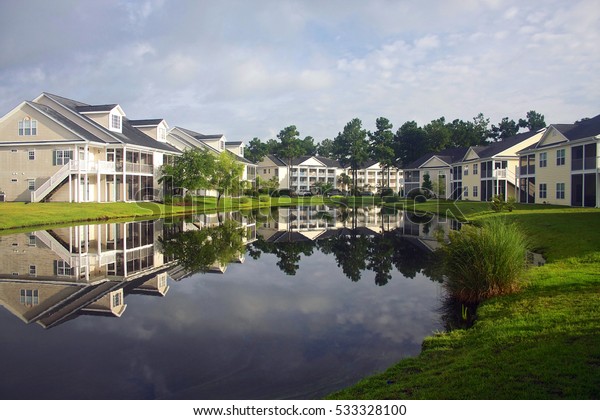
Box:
333, 118, 370, 194
299, 136, 317, 156
491, 117, 519, 141
209, 151, 245, 208
422, 173, 433, 192
316, 138, 335, 158
337, 173, 352, 191
276, 125, 303, 189
245, 137, 269, 163
518, 110, 545, 132
424, 117, 451, 152
394, 121, 429, 166
369, 117, 395, 190
159, 148, 216, 194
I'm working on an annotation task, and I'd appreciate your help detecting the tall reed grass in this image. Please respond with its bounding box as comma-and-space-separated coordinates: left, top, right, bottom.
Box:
442, 218, 529, 303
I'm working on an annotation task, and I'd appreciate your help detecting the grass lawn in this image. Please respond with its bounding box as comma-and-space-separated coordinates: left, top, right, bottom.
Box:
328, 201, 600, 399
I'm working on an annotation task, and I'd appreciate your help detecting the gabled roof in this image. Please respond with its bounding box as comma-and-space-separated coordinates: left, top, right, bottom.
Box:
478, 130, 542, 158
39, 93, 179, 153
25, 101, 105, 144
226, 150, 254, 165
177, 127, 224, 141
264, 154, 287, 167
560, 114, 600, 141
403, 147, 468, 170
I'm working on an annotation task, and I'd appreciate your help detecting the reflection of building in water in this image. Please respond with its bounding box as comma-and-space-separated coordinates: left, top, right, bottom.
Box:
258, 205, 404, 241
257, 206, 461, 247
0, 219, 172, 329
399, 213, 462, 251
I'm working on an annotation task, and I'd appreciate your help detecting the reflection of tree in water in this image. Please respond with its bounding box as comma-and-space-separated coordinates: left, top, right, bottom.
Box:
160, 220, 246, 273
248, 237, 314, 276
251, 225, 444, 285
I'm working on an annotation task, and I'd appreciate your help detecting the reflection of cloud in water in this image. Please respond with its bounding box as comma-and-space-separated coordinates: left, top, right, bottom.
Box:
3, 248, 442, 399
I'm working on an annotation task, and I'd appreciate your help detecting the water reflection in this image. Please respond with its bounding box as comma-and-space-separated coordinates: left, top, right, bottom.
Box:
0, 206, 456, 399
252, 205, 460, 284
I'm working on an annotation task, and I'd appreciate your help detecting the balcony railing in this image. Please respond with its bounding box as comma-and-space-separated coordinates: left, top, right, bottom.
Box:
125, 162, 154, 174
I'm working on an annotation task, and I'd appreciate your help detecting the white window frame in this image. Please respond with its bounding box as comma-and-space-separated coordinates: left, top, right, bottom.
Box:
539, 183, 547, 199
110, 113, 122, 131
556, 149, 565, 166
18, 118, 37, 136
539, 152, 547, 168
473, 185, 478, 197
473, 164, 478, 175
556, 183, 565, 199
28, 150, 35, 160
27, 179, 35, 191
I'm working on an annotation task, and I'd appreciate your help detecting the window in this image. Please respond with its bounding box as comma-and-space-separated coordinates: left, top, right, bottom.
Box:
20, 289, 39, 306
463, 167, 469, 176
11, 178, 17, 183
111, 114, 121, 130
556, 149, 565, 166
18, 118, 37, 136
55, 260, 72, 276
473, 164, 478, 175
28, 150, 35, 160
539, 152, 547, 168
28, 180, 35, 191
263, 169, 267, 174
539, 183, 547, 199
158, 127, 166, 141
463, 186, 468, 197
54, 150, 73, 166
113, 292, 122, 307
11, 149, 17, 153
29, 265, 37, 276
28, 235, 36, 246
556, 183, 565, 199
473, 186, 478, 197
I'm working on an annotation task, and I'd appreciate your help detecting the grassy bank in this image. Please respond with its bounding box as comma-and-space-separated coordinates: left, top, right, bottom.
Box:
328, 203, 600, 399
0, 195, 387, 232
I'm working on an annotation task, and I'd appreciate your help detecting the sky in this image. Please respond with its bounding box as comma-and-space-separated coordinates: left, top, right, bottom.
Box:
0, 0, 598, 143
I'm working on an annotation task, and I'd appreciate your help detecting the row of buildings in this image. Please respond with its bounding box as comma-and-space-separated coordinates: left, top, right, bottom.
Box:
401, 114, 600, 207
0, 92, 254, 202
1, 91, 597, 207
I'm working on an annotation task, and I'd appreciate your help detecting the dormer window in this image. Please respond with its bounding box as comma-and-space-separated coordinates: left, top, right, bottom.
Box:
18, 117, 37, 136
158, 127, 166, 141
220, 140, 225, 151
110, 114, 122, 131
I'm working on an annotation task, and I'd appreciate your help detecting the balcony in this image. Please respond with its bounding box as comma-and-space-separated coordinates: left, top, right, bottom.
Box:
125, 162, 154, 174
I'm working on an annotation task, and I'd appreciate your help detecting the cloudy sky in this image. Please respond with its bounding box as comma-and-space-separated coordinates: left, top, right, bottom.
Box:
0, 0, 598, 143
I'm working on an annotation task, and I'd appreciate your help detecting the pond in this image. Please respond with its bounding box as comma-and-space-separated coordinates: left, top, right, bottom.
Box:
0, 206, 459, 399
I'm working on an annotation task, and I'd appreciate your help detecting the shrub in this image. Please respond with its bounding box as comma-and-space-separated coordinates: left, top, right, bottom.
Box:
442, 218, 529, 303
490, 195, 505, 212
258, 195, 270, 203
239, 197, 251, 205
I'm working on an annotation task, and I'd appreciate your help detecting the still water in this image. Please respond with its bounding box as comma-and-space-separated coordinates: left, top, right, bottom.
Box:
0, 206, 457, 399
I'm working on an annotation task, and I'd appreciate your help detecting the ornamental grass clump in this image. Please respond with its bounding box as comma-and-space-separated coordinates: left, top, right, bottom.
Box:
442, 218, 529, 303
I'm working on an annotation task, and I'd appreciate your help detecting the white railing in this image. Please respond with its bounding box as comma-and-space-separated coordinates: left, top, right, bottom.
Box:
31, 162, 72, 202
493, 168, 516, 181
125, 162, 154, 174
31, 160, 118, 202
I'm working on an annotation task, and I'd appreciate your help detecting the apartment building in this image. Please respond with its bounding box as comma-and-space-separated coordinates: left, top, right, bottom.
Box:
351, 160, 403, 193
256, 155, 342, 191
0, 93, 182, 202
517, 115, 599, 207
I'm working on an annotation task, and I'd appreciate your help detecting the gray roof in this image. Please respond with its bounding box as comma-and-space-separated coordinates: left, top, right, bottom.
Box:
226, 141, 243, 146
26, 101, 106, 144
129, 119, 165, 126
177, 127, 224, 140
42, 93, 179, 153
560, 114, 600, 140
75, 104, 118, 113
265, 154, 287, 166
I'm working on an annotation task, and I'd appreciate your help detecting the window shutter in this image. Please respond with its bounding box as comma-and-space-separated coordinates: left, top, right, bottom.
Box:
53, 150, 57, 166
53, 260, 58, 275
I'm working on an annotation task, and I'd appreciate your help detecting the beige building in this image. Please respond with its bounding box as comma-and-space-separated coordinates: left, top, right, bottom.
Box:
0, 93, 182, 202
517, 115, 599, 207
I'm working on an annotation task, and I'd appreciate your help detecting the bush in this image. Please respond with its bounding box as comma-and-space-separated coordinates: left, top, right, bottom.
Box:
490, 195, 505, 212
259, 195, 270, 203
239, 197, 251, 205
442, 218, 529, 303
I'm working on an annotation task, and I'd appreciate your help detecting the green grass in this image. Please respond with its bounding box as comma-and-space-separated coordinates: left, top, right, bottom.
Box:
328, 202, 600, 400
